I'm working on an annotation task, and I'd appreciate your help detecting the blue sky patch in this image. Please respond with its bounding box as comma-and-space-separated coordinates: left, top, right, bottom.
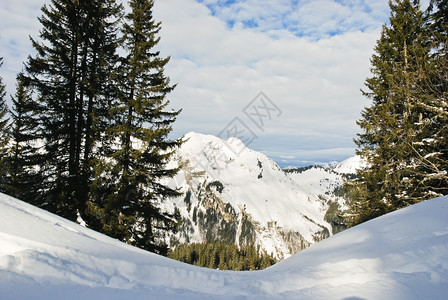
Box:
194, 0, 389, 39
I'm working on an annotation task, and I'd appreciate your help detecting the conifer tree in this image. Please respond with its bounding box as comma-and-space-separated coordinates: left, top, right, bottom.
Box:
90, 0, 182, 254
23, 0, 122, 220
72, 0, 123, 222
0, 59, 7, 135
167, 242, 276, 270
346, 0, 435, 224
0, 58, 10, 193
24, 0, 82, 217
5, 73, 44, 202
418, 0, 448, 197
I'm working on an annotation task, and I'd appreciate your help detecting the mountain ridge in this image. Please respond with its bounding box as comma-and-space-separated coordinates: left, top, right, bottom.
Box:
163, 132, 362, 259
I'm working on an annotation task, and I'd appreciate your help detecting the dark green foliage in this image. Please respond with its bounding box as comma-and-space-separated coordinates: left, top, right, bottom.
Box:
184, 190, 192, 212
424, 0, 448, 195
346, 0, 448, 226
239, 212, 256, 246
87, 0, 182, 255
0, 58, 9, 193
283, 165, 317, 174
168, 242, 277, 271
429, 0, 448, 37
324, 200, 347, 234
20, 0, 123, 220
4, 74, 43, 203
2, 0, 182, 256
0, 59, 7, 137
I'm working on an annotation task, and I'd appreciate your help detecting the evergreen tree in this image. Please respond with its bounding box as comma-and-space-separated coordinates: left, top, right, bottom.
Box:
429, 0, 448, 38
5, 73, 43, 202
23, 0, 122, 220
0, 58, 10, 193
75, 0, 123, 216
25, 0, 84, 217
0, 59, 7, 137
89, 0, 182, 254
417, 0, 448, 197
167, 242, 277, 270
346, 0, 436, 225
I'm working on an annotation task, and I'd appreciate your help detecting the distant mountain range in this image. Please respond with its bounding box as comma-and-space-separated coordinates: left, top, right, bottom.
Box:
163, 132, 364, 259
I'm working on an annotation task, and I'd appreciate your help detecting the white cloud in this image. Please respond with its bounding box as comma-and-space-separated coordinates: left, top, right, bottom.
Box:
0, 0, 46, 94
153, 0, 380, 165
0, 0, 402, 166
194, 0, 391, 38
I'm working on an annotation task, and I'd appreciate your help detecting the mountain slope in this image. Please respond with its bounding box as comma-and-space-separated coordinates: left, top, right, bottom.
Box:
1, 192, 447, 299
164, 132, 362, 258
165, 132, 339, 258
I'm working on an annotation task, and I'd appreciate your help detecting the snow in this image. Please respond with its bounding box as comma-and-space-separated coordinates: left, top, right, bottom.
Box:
166, 132, 333, 257
333, 155, 366, 174
287, 166, 343, 197
1, 192, 447, 299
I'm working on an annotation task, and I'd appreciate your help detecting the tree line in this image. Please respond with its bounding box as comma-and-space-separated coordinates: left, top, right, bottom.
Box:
168, 242, 277, 271
345, 0, 448, 225
0, 0, 181, 255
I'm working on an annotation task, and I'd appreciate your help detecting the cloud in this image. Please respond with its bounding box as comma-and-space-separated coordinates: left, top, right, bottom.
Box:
195, 0, 390, 39
0, 1, 45, 93
153, 0, 380, 165
1, 0, 413, 166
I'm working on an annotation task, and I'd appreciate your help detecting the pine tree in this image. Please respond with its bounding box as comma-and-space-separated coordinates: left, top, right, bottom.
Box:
24, 0, 82, 217
0, 59, 7, 136
0, 58, 10, 193
429, 0, 448, 37
74, 0, 123, 216
346, 0, 435, 225
90, 0, 182, 254
5, 73, 43, 202
167, 242, 277, 270
23, 0, 122, 220
415, 0, 448, 197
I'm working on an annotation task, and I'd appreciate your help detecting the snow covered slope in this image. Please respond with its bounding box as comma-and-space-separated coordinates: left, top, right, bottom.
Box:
285, 156, 364, 200
165, 132, 335, 259
283, 156, 365, 235
333, 155, 366, 174
1, 192, 447, 299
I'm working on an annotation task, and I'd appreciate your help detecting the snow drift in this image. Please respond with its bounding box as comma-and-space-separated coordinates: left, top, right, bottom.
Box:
1, 192, 447, 299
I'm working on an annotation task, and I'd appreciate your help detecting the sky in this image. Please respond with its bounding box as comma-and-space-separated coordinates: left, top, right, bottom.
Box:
0, 0, 431, 167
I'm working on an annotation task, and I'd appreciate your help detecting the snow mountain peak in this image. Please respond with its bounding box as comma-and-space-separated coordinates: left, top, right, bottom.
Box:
164, 132, 363, 259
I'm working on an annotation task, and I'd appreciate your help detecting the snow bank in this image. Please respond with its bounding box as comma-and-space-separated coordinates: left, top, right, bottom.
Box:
1, 192, 447, 299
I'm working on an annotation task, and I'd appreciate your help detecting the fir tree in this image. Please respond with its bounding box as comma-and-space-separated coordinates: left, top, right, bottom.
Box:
5, 74, 42, 201
0, 58, 10, 193
23, 0, 122, 220
167, 242, 277, 270
418, 0, 448, 197
90, 0, 182, 254
346, 0, 435, 225
0, 59, 7, 136
75, 0, 123, 214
